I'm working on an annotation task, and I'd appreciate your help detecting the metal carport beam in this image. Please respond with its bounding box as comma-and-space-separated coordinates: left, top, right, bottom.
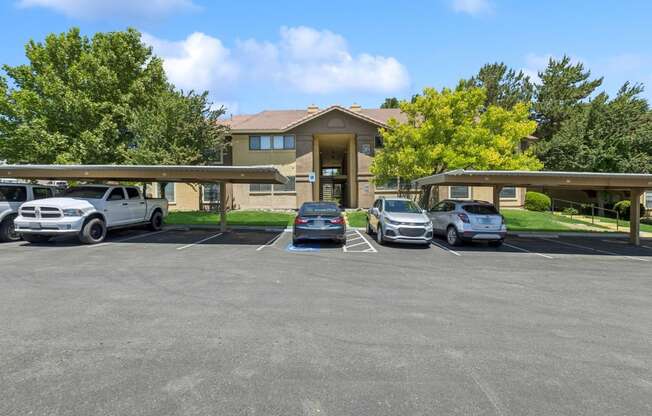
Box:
413, 169, 652, 246
0, 164, 289, 233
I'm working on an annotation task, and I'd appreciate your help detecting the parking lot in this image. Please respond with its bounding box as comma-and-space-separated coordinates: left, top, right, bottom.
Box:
2, 227, 652, 415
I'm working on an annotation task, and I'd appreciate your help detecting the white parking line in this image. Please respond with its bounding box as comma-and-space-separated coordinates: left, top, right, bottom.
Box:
542, 238, 649, 262
256, 233, 284, 251
176, 232, 223, 251
503, 242, 554, 259
430, 240, 461, 256
343, 229, 377, 253
89, 230, 169, 248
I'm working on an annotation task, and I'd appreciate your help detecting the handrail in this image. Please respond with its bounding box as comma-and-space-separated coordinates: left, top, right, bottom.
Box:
550, 197, 620, 231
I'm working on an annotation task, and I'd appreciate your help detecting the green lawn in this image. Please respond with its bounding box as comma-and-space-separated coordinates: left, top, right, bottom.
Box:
345, 211, 368, 228
502, 209, 610, 232
165, 210, 295, 227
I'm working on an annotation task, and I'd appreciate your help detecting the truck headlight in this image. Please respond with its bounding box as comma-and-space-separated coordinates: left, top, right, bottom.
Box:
62, 208, 85, 217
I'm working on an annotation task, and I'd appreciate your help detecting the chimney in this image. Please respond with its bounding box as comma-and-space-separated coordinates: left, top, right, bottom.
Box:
307, 104, 319, 113
349, 103, 362, 112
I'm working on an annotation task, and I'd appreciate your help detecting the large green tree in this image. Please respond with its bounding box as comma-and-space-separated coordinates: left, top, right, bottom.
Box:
0, 27, 227, 165
533, 55, 603, 140
537, 82, 652, 173
380, 97, 400, 109
371, 86, 541, 193
461, 62, 534, 109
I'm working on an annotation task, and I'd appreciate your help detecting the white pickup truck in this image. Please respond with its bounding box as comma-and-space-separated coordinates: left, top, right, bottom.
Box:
14, 185, 168, 244
0, 183, 58, 242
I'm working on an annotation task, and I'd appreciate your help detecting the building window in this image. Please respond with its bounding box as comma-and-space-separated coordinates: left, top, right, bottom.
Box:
249, 135, 295, 150
162, 183, 175, 203
500, 187, 517, 199
202, 184, 220, 203
250, 183, 273, 193
646, 192, 652, 208
374, 136, 384, 149
375, 177, 398, 190
449, 186, 470, 199
273, 176, 296, 193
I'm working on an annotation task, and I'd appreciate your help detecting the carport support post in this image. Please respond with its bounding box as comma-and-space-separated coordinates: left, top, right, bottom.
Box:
492, 186, 503, 212
629, 189, 643, 246
219, 182, 227, 232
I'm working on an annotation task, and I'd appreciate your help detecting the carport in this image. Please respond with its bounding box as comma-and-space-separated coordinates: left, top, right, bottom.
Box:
0, 164, 287, 232
414, 169, 652, 246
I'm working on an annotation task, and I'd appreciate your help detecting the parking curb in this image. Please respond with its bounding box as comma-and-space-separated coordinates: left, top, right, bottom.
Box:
508, 231, 633, 239
164, 224, 291, 233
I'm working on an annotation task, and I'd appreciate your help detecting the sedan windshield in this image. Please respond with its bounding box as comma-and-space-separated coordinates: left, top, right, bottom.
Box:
385, 200, 421, 213
63, 186, 108, 199
301, 203, 340, 216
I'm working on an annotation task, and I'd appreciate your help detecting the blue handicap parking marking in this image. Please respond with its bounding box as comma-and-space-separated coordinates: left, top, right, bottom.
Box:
286, 243, 320, 252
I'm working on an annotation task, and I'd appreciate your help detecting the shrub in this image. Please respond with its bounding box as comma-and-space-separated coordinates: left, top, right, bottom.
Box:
562, 207, 579, 216
524, 191, 551, 212
614, 200, 646, 221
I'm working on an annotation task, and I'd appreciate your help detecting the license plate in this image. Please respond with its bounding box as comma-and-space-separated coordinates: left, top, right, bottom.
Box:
314, 220, 325, 227
479, 217, 492, 224
29, 222, 42, 229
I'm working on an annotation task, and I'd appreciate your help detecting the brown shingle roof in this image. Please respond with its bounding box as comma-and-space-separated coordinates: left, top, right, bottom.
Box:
224, 106, 407, 132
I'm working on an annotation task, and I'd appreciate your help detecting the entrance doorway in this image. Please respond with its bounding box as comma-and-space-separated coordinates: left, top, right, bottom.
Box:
317, 134, 355, 207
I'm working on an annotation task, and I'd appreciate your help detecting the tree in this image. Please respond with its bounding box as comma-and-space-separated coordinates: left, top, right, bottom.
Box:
461, 62, 534, 109
380, 97, 400, 109
0, 27, 228, 167
536, 82, 652, 173
533, 55, 603, 140
371, 86, 541, 201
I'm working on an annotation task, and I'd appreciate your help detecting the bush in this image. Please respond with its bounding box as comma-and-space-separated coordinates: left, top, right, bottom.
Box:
524, 191, 551, 212
614, 200, 646, 221
562, 207, 579, 216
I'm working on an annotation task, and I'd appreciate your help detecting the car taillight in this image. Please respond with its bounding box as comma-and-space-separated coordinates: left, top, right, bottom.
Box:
500, 215, 505, 225
294, 217, 309, 224
330, 216, 344, 224
457, 213, 470, 223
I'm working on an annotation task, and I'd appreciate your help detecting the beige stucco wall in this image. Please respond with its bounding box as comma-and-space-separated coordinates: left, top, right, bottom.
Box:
169, 183, 200, 211
230, 134, 297, 209
433, 185, 525, 208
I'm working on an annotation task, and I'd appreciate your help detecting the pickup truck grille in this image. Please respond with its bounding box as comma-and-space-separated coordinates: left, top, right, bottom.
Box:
20, 206, 62, 219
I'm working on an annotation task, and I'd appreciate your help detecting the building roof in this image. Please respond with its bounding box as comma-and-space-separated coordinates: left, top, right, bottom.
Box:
223, 105, 407, 133
413, 169, 652, 191
0, 164, 288, 184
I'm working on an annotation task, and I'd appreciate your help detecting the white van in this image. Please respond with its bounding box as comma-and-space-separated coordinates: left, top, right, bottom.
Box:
0, 183, 57, 241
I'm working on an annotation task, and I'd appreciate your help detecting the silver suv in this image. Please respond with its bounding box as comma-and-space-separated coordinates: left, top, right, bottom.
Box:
427, 199, 506, 246
366, 197, 433, 246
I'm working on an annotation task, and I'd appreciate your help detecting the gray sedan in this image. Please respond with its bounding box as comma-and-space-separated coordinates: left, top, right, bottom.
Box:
292, 202, 346, 245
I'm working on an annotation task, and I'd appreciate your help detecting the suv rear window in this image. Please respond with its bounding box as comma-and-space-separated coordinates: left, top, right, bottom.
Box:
463, 204, 499, 215
300, 203, 340, 216
0, 186, 27, 202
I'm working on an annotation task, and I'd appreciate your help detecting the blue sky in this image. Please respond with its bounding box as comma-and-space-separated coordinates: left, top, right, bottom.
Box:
2, 0, 652, 115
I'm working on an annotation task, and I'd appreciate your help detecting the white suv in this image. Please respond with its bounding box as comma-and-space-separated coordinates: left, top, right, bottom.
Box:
0, 183, 57, 242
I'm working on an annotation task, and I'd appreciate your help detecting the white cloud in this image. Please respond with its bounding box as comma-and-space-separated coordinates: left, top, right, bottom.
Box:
146, 26, 410, 96
142, 32, 239, 93
451, 0, 493, 16
17, 0, 197, 19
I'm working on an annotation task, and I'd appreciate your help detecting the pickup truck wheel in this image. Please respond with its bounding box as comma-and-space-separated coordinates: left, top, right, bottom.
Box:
0, 215, 20, 242
149, 210, 163, 231
22, 234, 51, 244
79, 218, 107, 244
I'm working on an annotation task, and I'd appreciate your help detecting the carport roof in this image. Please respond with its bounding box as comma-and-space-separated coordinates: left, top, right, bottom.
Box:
0, 164, 287, 184
413, 169, 652, 190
